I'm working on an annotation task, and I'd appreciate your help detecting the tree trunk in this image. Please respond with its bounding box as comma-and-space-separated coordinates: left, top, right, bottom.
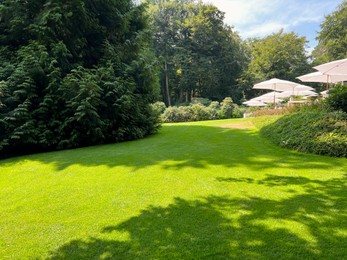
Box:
164, 56, 171, 106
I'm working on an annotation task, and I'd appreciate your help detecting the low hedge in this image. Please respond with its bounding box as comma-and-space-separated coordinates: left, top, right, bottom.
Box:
255, 110, 347, 157
160, 97, 243, 123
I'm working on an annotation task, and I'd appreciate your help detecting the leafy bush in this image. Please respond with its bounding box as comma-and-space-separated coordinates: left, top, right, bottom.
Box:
220, 97, 234, 118
207, 101, 220, 120
162, 107, 183, 122
161, 97, 242, 122
190, 104, 211, 121
257, 110, 347, 157
191, 97, 211, 106
326, 84, 347, 113
150, 102, 166, 115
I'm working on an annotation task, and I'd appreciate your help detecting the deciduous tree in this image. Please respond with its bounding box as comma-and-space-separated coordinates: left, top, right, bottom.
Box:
312, 1, 347, 64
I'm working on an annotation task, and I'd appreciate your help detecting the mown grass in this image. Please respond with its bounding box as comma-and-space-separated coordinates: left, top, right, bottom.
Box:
1, 119, 346, 259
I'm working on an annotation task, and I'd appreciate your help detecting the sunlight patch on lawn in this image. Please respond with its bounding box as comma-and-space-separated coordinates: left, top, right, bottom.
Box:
253, 218, 319, 253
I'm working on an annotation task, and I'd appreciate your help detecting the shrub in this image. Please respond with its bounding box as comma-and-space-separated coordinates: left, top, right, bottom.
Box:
150, 101, 166, 115
190, 104, 211, 121
207, 101, 220, 120
220, 97, 234, 118
258, 110, 347, 157
162, 106, 182, 122
161, 97, 243, 122
326, 84, 347, 113
232, 104, 243, 118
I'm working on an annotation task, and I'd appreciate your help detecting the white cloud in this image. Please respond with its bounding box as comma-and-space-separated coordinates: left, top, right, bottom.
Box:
204, 0, 280, 26
202, 0, 343, 41
242, 22, 288, 38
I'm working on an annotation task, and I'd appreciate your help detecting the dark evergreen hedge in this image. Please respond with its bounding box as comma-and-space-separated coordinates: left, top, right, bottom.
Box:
0, 0, 160, 157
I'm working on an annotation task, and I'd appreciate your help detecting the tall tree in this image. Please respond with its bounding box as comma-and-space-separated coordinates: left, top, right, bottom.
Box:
0, 0, 160, 156
312, 1, 347, 64
146, 0, 247, 105
241, 30, 310, 99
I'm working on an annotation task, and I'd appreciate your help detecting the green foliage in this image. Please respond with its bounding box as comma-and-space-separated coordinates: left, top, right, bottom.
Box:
313, 1, 347, 63
326, 84, 347, 113
248, 30, 310, 81
219, 97, 234, 118
146, 0, 248, 104
191, 97, 211, 106
241, 30, 310, 100
150, 101, 166, 115
0, 0, 160, 156
162, 97, 241, 122
258, 110, 347, 157
162, 106, 187, 122
207, 101, 220, 120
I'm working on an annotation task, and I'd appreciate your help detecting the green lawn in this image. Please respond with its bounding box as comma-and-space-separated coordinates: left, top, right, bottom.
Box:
1, 119, 346, 259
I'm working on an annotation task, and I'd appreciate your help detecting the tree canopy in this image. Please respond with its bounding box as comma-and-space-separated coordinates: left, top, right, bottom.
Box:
147, 0, 248, 105
312, 0, 347, 64
239, 30, 310, 99
0, 0, 160, 156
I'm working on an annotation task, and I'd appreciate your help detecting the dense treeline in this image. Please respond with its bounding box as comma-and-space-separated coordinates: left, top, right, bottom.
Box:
145, 0, 315, 104
0, 0, 160, 156
0, 0, 347, 157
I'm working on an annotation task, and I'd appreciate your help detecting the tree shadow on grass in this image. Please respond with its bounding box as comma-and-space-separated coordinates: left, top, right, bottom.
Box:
6, 124, 345, 172
48, 175, 347, 259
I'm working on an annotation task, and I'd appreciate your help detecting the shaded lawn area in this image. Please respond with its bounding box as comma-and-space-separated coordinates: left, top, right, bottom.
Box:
0, 119, 346, 259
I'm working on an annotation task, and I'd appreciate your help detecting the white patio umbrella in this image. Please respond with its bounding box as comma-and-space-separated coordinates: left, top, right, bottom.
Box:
314, 58, 347, 75
297, 71, 347, 84
268, 91, 292, 98
253, 78, 299, 92
293, 84, 315, 91
257, 91, 281, 97
251, 95, 283, 103
320, 90, 329, 98
253, 78, 298, 107
278, 90, 318, 97
243, 100, 266, 107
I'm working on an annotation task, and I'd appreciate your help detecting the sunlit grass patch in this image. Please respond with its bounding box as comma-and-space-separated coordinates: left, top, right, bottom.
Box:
1, 118, 346, 259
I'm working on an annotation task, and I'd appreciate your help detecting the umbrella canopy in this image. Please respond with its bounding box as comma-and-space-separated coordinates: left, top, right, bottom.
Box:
279, 90, 318, 97
292, 84, 315, 92
320, 90, 329, 97
251, 95, 283, 103
253, 78, 298, 92
258, 91, 281, 97
243, 100, 266, 107
297, 71, 347, 83
314, 58, 347, 75
270, 91, 292, 98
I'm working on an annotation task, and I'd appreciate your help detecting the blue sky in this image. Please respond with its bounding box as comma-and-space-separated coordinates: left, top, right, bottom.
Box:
201, 0, 344, 52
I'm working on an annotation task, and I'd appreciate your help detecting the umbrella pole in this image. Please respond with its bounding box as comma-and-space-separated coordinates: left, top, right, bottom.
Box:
274, 85, 276, 109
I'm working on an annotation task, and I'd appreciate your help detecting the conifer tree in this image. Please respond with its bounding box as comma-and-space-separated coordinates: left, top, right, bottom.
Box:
0, 0, 160, 156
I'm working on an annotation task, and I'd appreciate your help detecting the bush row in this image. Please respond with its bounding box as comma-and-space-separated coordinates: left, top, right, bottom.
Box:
152, 97, 244, 123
